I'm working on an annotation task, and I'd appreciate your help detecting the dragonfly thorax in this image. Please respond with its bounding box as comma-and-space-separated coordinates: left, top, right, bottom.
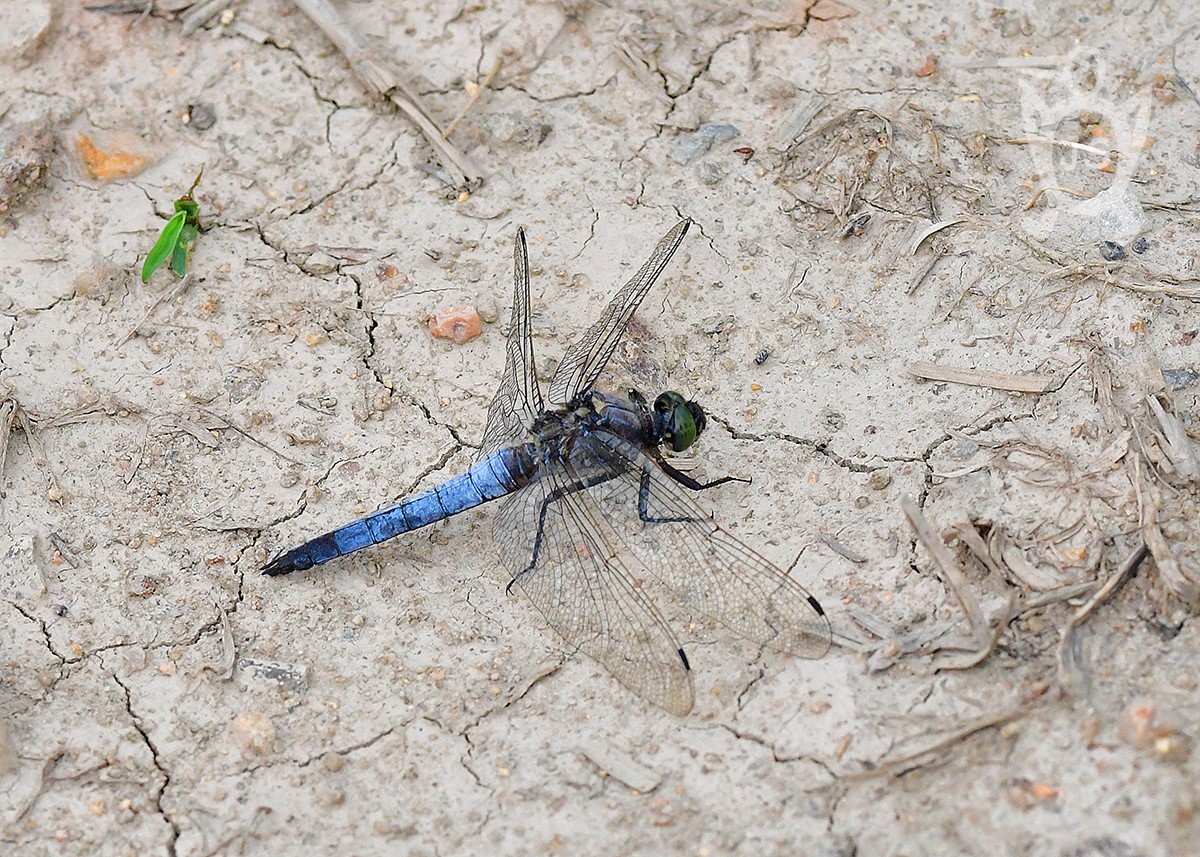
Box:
551, 389, 708, 454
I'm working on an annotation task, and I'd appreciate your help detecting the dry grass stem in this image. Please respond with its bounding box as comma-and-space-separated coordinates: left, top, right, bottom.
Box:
290, 0, 484, 188
908, 361, 1057, 394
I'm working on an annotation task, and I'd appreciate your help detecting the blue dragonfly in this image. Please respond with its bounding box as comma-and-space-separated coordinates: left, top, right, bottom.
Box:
263, 220, 831, 714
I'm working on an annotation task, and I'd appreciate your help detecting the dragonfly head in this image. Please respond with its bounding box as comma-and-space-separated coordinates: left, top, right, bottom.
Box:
653, 391, 707, 452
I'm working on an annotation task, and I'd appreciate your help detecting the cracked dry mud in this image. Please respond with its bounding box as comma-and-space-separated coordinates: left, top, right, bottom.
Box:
3, 2, 1200, 856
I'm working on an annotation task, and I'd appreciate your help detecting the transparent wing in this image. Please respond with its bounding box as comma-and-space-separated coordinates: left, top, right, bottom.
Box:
571, 432, 833, 659
493, 457, 695, 715
478, 229, 545, 460
547, 220, 691, 405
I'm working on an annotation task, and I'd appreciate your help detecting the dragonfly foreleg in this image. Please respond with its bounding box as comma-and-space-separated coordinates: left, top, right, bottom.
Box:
505, 469, 622, 595
654, 458, 749, 493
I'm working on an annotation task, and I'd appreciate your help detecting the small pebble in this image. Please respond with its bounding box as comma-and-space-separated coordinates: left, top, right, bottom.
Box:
1155, 733, 1193, 764
868, 471, 892, 491
697, 161, 726, 185
429, 306, 483, 344
229, 712, 276, 757
477, 112, 552, 149
1162, 369, 1200, 390
183, 103, 217, 131
304, 252, 337, 275
1099, 240, 1126, 261
668, 123, 740, 165
1119, 697, 1176, 749
1131, 236, 1149, 254
0, 116, 56, 215
321, 752, 345, 772
0, 0, 51, 59
75, 131, 150, 181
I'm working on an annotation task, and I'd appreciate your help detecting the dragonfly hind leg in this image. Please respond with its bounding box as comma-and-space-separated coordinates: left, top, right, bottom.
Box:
504, 470, 621, 595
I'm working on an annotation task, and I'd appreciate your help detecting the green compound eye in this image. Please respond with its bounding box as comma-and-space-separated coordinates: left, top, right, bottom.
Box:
654, 391, 701, 452
669, 402, 698, 451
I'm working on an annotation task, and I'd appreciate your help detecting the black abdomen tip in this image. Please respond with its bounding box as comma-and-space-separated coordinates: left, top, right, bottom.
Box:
262, 550, 311, 576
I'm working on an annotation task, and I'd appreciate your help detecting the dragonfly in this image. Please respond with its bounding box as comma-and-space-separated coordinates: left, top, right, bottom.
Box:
263, 220, 831, 714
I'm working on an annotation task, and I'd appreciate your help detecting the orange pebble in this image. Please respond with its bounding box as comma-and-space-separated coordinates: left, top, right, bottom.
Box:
75, 133, 149, 181
429, 305, 483, 344
1030, 782, 1060, 801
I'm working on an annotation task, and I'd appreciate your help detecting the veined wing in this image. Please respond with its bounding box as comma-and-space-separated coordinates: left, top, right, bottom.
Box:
478, 229, 545, 460
547, 220, 691, 405
572, 432, 832, 659
492, 455, 695, 715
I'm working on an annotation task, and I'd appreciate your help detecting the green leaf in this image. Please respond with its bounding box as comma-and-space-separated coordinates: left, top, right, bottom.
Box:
170, 238, 190, 277
170, 224, 199, 277
141, 210, 187, 283
174, 197, 200, 224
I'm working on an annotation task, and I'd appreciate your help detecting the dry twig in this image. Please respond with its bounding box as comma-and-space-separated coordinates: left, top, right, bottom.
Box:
901, 495, 995, 668
840, 704, 1032, 779
194, 407, 304, 466
1007, 136, 1108, 157
0, 398, 63, 503
908, 361, 1057, 394
910, 218, 966, 255
0, 396, 16, 483
505, 660, 562, 708
442, 58, 503, 138
289, 0, 484, 188
1022, 185, 1092, 210
117, 274, 192, 347
1056, 538, 1149, 692
181, 0, 233, 34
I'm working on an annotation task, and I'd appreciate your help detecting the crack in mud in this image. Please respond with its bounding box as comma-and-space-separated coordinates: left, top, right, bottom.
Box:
496, 77, 612, 104
350, 271, 386, 391
407, 394, 470, 448
110, 670, 180, 856
734, 661, 767, 711
10, 601, 67, 664
714, 721, 839, 778
0, 315, 14, 368
397, 441, 465, 499
459, 727, 486, 789
7, 601, 71, 703
714, 415, 888, 474
291, 726, 398, 768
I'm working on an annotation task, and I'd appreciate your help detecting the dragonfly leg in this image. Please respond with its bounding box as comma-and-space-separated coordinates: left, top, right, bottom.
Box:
637, 461, 749, 524
655, 458, 750, 493
505, 470, 621, 595
636, 465, 701, 524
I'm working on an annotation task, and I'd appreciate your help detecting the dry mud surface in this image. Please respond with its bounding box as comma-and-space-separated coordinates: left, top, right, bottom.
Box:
3, 1, 1200, 855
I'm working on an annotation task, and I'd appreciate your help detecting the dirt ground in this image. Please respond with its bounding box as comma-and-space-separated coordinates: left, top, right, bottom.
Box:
2, 1, 1199, 855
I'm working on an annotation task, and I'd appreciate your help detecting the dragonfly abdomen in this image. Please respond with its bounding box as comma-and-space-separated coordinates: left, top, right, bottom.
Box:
262, 447, 532, 575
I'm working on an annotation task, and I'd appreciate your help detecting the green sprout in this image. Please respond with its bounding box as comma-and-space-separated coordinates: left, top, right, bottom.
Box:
142, 166, 204, 283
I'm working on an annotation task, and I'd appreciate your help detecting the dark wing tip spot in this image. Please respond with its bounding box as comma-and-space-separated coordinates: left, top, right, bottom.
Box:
807, 595, 826, 616
677, 648, 691, 671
